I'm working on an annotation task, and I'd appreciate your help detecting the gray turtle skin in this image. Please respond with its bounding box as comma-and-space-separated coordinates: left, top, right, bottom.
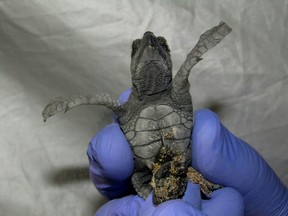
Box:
42, 22, 232, 205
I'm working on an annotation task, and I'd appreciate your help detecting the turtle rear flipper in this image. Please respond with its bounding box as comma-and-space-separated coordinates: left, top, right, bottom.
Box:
151, 162, 187, 205
187, 167, 222, 197
131, 167, 153, 199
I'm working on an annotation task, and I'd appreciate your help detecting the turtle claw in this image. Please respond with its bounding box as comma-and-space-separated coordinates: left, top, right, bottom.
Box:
42, 96, 76, 121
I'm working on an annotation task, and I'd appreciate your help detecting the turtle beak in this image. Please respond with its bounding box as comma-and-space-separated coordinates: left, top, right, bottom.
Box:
138, 32, 163, 62
143, 31, 158, 48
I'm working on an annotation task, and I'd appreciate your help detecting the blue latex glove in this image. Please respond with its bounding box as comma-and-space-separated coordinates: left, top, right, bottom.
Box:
87, 89, 288, 215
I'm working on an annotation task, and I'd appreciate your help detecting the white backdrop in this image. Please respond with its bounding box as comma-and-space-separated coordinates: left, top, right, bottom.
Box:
1, 0, 287, 215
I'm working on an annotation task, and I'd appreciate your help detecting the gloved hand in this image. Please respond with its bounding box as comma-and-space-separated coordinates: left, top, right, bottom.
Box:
87, 89, 288, 216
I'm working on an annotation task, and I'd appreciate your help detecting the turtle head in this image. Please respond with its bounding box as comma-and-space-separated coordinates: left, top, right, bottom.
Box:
130, 31, 172, 99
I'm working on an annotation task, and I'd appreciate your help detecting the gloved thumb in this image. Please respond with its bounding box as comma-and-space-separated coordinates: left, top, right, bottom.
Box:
192, 109, 288, 216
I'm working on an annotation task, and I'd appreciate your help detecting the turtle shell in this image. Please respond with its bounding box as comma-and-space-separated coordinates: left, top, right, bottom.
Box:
118, 95, 193, 202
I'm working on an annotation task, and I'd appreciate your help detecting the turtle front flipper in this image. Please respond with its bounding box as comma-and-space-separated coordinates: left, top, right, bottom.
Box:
42, 94, 121, 122
172, 22, 232, 98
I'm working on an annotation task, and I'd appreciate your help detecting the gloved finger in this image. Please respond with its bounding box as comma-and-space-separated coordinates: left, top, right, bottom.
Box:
202, 187, 244, 216
192, 109, 288, 215
182, 182, 202, 210
113, 88, 132, 122
118, 88, 132, 104
138, 194, 157, 216
95, 195, 143, 216
87, 123, 134, 199
152, 200, 205, 216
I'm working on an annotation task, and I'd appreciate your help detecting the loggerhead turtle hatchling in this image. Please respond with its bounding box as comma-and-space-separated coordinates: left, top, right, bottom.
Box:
42, 21, 232, 205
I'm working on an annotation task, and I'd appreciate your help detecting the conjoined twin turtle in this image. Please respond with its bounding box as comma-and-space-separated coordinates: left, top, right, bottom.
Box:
42, 22, 232, 204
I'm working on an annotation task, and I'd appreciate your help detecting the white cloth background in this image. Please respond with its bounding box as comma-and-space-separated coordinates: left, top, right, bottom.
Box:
1, 0, 287, 215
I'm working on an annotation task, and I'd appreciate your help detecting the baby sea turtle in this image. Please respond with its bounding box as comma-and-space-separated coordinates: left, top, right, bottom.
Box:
42, 22, 232, 205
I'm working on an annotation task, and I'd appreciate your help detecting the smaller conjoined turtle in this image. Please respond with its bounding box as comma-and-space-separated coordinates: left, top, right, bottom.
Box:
42, 22, 232, 205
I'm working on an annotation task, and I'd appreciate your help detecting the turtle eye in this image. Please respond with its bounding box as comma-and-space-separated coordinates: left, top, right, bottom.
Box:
157, 36, 170, 53
131, 39, 142, 57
